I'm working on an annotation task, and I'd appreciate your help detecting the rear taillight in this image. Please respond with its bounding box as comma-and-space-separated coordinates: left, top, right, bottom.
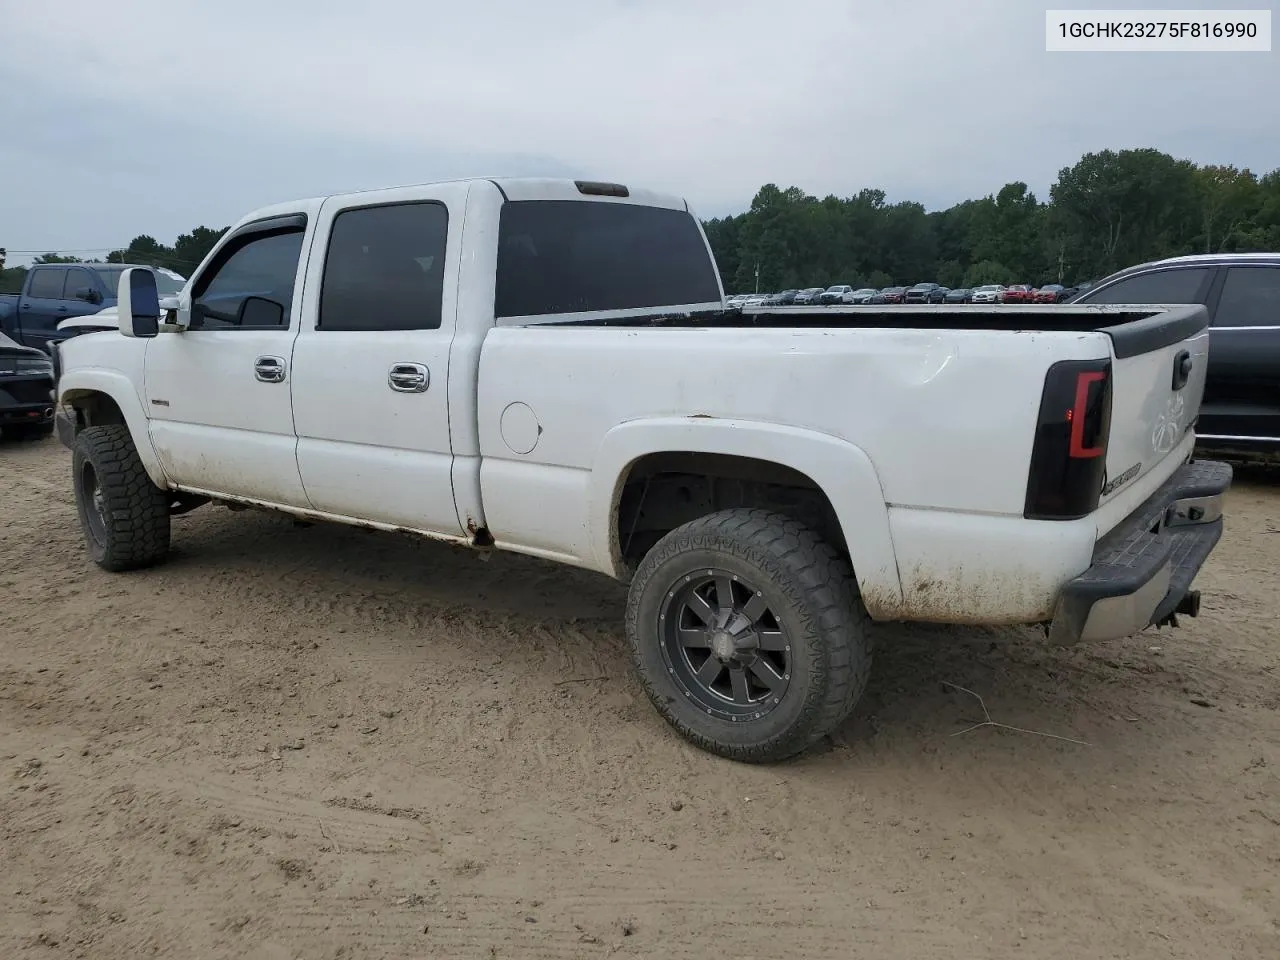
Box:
1024, 358, 1113, 520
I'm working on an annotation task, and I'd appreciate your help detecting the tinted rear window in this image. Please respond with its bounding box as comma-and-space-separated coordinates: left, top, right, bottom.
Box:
494, 200, 721, 318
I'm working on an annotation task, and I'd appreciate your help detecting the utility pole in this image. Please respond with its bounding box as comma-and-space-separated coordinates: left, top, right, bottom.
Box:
754, 261, 760, 293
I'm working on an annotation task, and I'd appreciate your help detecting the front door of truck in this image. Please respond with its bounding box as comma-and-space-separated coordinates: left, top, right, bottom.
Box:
289, 184, 465, 536
143, 214, 311, 507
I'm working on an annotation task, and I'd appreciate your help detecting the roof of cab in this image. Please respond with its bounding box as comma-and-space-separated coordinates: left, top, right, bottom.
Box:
487, 178, 688, 211
234, 178, 689, 228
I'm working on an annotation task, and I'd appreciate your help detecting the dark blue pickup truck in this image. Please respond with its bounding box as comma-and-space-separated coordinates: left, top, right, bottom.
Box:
0, 262, 186, 353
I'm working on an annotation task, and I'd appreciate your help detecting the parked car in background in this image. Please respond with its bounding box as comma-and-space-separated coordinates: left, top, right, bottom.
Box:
793, 287, 825, 305
970, 284, 1006, 304
724, 294, 749, 309
767, 289, 799, 306
1034, 284, 1067, 303
1068, 252, 1280, 460
819, 284, 856, 304
905, 282, 946, 304
741, 293, 771, 308
944, 287, 973, 304
872, 286, 907, 304
849, 287, 878, 304
1002, 284, 1035, 304
0, 331, 55, 440
0, 263, 186, 353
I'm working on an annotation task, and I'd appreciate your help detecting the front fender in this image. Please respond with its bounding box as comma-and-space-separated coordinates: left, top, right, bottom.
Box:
589, 417, 903, 617
57, 368, 170, 490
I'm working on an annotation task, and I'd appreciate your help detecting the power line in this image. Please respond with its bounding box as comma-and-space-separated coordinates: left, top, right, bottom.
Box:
1, 248, 124, 254
1, 249, 207, 269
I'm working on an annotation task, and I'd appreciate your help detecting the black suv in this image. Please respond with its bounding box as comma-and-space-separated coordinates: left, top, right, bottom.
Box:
1068, 253, 1280, 459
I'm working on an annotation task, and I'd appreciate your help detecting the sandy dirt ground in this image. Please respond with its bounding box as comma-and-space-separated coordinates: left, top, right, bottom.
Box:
1, 435, 1277, 960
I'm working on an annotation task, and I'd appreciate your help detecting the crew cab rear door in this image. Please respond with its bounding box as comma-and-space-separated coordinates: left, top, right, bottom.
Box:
289, 183, 466, 536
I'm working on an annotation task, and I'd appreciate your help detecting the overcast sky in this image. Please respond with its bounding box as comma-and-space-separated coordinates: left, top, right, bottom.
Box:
1, 0, 1275, 267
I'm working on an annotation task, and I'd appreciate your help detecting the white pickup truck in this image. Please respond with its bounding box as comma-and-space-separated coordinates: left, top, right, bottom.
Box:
51, 176, 1232, 762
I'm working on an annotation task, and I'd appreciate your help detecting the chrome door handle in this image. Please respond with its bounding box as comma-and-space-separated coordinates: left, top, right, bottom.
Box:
388, 362, 429, 393
254, 355, 287, 383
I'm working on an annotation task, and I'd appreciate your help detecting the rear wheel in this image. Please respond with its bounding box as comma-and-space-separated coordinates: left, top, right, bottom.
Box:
625, 508, 872, 762
72, 424, 171, 572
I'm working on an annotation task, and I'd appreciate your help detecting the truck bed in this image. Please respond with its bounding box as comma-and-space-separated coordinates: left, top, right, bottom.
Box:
477, 304, 1211, 622
555, 304, 1192, 337
547, 304, 1206, 359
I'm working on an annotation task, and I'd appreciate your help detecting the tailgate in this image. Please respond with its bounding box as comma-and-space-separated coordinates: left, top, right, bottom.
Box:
1098, 305, 1211, 508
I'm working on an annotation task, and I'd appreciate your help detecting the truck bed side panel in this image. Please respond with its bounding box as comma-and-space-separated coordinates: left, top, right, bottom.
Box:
478, 325, 1108, 513
475, 326, 1113, 617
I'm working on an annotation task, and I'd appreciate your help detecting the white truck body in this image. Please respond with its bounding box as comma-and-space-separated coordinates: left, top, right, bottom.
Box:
51, 176, 1231, 761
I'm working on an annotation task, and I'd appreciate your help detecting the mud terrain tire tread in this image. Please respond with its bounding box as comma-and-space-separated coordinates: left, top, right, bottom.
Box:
625, 508, 872, 763
72, 424, 170, 572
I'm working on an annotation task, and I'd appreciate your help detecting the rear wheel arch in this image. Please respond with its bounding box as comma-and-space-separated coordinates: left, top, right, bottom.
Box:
591, 418, 903, 618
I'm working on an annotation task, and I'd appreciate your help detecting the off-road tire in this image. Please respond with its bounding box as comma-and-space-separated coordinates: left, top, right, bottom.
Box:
72, 424, 171, 572
625, 508, 873, 762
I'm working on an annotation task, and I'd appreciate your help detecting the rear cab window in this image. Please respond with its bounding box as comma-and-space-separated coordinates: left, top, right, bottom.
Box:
494, 200, 721, 319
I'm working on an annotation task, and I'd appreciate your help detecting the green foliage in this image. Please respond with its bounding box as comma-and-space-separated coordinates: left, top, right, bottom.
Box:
704, 148, 1280, 290
2, 226, 230, 296
107, 226, 229, 275
964, 260, 1017, 288
936, 260, 964, 289
0, 266, 24, 294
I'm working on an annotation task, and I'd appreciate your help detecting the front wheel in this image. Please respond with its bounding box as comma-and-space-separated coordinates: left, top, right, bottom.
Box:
72, 424, 171, 572
625, 509, 873, 762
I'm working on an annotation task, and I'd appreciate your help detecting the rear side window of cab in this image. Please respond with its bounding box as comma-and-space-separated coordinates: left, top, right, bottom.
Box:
493, 200, 721, 319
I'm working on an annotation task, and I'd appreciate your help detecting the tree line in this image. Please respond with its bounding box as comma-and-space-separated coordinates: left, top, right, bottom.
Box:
704, 148, 1280, 293
5, 148, 1278, 297
0, 227, 229, 293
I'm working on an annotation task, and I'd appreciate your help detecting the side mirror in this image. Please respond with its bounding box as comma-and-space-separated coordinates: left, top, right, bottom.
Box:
73, 286, 102, 304
117, 268, 161, 339
237, 296, 284, 328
